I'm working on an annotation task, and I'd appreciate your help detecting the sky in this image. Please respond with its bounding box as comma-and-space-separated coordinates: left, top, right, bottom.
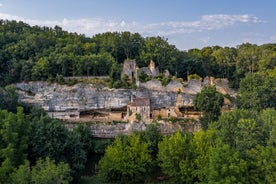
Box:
0, 0, 276, 50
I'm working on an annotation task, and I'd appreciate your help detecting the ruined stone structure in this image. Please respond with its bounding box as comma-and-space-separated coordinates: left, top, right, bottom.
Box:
139, 60, 160, 77
121, 59, 137, 81
121, 59, 160, 82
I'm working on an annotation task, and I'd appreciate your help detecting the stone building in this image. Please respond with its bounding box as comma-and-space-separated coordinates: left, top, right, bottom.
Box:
121, 59, 137, 81
127, 97, 150, 123
152, 107, 177, 119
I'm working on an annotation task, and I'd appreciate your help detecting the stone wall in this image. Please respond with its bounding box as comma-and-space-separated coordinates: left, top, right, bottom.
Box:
65, 120, 201, 138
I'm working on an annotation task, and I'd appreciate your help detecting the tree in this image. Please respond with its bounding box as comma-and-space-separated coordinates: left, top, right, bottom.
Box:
246, 145, 276, 184
212, 46, 237, 79
0, 85, 19, 112
238, 73, 276, 110
207, 143, 248, 184
10, 160, 31, 184
192, 129, 216, 182
210, 109, 265, 150
140, 123, 163, 157
158, 131, 195, 183
260, 108, 276, 147
0, 107, 30, 183
194, 86, 224, 130
29, 115, 86, 182
11, 158, 72, 184
98, 133, 152, 183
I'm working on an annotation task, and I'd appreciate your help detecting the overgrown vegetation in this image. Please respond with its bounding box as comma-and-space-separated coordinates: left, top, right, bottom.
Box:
0, 19, 275, 183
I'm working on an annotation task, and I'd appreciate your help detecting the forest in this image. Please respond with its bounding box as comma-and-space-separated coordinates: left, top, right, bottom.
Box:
0, 19, 275, 183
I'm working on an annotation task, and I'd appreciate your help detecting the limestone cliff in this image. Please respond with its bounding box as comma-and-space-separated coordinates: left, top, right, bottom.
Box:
15, 77, 235, 115
15, 78, 235, 137
15, 81, 194, 113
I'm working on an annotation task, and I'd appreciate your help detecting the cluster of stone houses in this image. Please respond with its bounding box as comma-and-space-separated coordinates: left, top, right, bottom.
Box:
19, 60, 232, 123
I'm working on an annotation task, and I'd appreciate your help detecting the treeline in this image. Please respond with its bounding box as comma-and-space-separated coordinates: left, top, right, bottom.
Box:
98, 108, 276, 183
1, 107, 275, 183
96, 80, 275, 183
1, 19, 276, 88
0, 106, 113, 183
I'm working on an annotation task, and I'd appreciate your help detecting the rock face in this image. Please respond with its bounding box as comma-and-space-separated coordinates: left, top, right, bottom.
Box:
15, 77, 235, 114
15, 77, 235, 137
16, 81, 196, 113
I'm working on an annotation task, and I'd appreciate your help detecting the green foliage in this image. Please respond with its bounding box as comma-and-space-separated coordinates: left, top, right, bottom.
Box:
11, 157, 72, 184
192, 129, 216, 182
136, 113, 142, 122
207, 143, 248, 184
140, 123, 163, 157
0, 85, 19, 112
238, 72, 276, 111
93, 139, 113, 154
0, 20, 275, 89
194, 86, 224, 130
0, 107, 30, 183
138, 70, 151, 83
31, 157, 72, 184
158, 131, 195, 183
98, 133, 152, 183
260, 108, 276, 147
29, 115, 87, 182
156, 73, 172, 86
10, 160, 31, 184
246, 145, 276, 184
187, 73, 202, 81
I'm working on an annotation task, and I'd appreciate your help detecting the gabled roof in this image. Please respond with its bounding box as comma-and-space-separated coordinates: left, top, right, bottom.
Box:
130, 97, 150, 106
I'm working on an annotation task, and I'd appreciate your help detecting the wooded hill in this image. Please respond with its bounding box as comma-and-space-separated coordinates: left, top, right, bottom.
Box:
0, 19, 276, 89
0, 19, 275, 183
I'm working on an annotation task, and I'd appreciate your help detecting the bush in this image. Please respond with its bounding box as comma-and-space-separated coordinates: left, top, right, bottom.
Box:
188, 74, 202, 81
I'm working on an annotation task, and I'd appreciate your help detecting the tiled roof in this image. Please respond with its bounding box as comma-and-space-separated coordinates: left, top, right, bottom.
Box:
130, 97, 150, 106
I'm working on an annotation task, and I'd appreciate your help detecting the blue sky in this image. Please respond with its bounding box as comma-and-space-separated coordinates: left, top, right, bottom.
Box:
0, 0, 276, 50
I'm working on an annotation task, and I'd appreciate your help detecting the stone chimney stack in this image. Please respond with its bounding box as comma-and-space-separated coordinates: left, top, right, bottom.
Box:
149, 60, 155, 73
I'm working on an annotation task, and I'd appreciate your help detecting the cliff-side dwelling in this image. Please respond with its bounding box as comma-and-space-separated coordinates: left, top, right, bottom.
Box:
15, 60, 236, 125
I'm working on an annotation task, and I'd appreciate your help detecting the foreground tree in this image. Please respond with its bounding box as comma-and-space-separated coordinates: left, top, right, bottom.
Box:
98, 133, 152, 183
29, 115, 86, 182
11, 157, 72, 184
158, 131, 195, 183
194, 86, 224, 130
246, 145, 276, 184
0, 107, 30, 183
207, 143, 248, 183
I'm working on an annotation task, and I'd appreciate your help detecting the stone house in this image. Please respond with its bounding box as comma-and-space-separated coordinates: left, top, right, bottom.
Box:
152, 107, 177, 119
127, 97, 150, 123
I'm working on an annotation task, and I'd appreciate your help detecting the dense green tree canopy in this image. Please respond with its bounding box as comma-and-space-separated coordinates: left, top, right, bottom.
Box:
194, 86, 224, 129
238, 72, 276, 110
98, 133, 153, 183
0, 19, 276, 88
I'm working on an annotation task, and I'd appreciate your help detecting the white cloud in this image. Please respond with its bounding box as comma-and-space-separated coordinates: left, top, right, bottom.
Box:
0, 13, 263, 38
